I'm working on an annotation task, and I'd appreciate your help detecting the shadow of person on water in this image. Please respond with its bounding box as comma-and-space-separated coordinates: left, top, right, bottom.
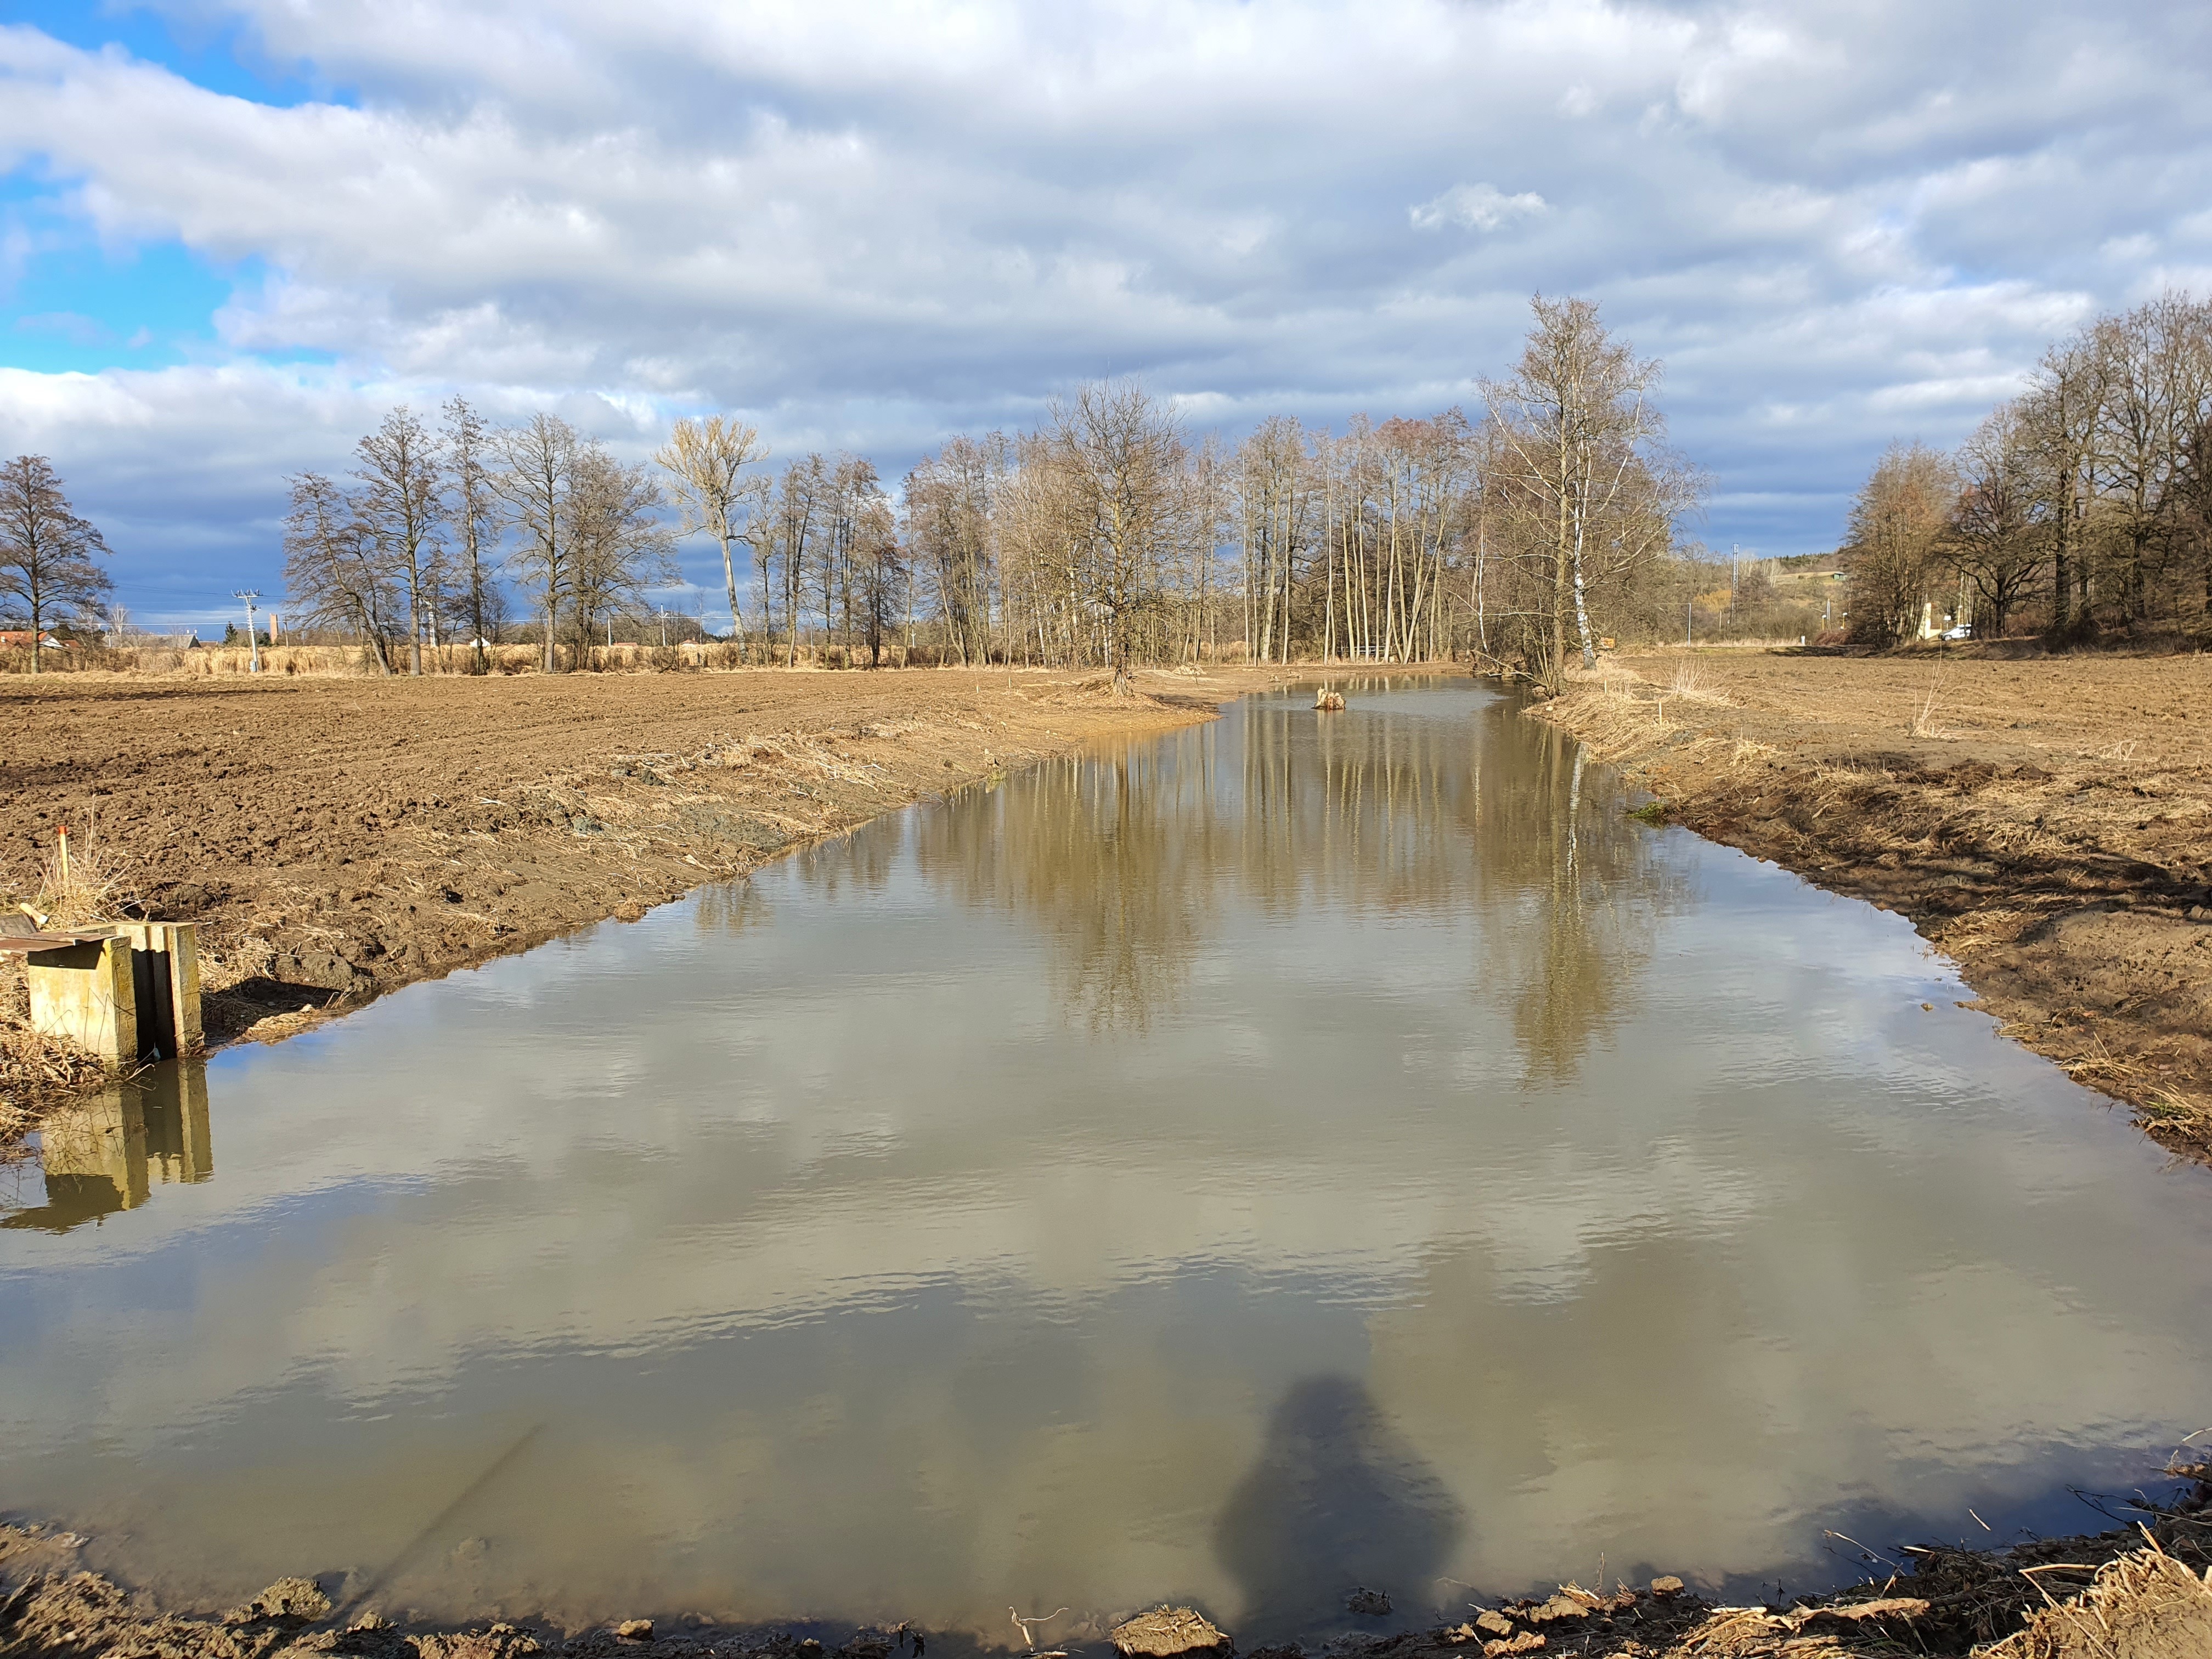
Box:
1214, 1374, 1466, 1640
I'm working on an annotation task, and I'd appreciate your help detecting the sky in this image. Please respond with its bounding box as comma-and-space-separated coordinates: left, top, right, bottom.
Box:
2, 0, 2209, 628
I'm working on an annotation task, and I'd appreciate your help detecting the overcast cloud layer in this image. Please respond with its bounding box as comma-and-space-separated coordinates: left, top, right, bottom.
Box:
3, 0, 2210, 623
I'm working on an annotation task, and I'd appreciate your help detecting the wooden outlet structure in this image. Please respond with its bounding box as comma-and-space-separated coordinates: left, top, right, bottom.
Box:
1, 922, 202, 1064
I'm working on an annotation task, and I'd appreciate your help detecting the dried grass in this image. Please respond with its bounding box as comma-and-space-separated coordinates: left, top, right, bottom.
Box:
0, 814, 137, 1152
2062, 1035, 2212, 1147
0, 1023, 111, 1150
30, 807, 140, 928
1986, 1533, 2212, 1657
1911, 669, 1954, 740
1668, 661, 1734, 705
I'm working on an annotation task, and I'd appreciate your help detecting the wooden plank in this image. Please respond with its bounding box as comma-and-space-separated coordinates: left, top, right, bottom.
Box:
0, 929, 122, 955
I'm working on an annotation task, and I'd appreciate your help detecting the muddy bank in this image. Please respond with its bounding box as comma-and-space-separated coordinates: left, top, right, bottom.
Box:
3, 1476, 2204, 1659
1528, 649, 2212, 1161
0, 665, 1307, 1148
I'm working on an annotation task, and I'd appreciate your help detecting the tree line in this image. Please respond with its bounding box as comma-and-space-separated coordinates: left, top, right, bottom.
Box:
1844, 290, 2212, 644
284, 400, 680, 674
5, 295, 1716, 687
279, 297, 1706, 688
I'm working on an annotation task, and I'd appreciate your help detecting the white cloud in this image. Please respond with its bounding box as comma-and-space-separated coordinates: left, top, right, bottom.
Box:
0, 0, 2208, 601
1408, 182, 1550, 234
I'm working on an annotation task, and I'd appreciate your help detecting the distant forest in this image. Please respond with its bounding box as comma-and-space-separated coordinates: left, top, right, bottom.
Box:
10, 295, 1873, 688
1844, 290, 2212, 645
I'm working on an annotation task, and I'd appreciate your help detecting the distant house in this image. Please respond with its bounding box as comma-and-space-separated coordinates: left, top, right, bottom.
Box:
119, 629, 201, 649
0, 629, 63, 650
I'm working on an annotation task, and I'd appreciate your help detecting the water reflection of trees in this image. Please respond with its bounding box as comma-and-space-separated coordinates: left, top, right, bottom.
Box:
693, 880, 775, 937
1479, 720, 1688, 1082
1237, 694, 1679, 1080
890, 687, 1681, 1076
913, 742, 1224, 1031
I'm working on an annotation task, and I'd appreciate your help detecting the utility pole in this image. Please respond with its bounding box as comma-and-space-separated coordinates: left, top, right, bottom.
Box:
234, 590, 262, 674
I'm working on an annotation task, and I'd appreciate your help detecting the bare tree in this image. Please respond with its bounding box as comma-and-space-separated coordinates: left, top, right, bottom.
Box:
568, 443, 678, 658
821, 455, 884, 664
2017, 337, 2105, 639
656, 414, 766, 657
738, 470, 777, 658
766, 455, 828, 667
0, 455, 111, 674
1485, 296, 1685, 687
907, 435, 1005, 665
849, 493, 905, 666
2089, 293, 2211, 622
1183, 433, 1231, 664
1042, 380, 1186, 691
442, 396, 505, 668
1234, 416, 1307, 664
282, 471, 398, 672
1842, 442, 1952, 644
490, 413, 580, 672
1941, 404, 2047, 636
354, 406, 444, 675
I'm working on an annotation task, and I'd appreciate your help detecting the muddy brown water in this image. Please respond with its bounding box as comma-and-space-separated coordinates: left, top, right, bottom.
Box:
4, 681, 2211, 1644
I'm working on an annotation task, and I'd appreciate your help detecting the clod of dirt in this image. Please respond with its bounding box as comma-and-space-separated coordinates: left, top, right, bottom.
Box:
1345, 1587, 1391, 1616
616, 1618, 653, 1641
224, 1576, 331, 1623
1523, 1594, 1588, 1624
1648, 1576, 1684, 1596
1481, 1635, 1543, 1656
1110, 1606, 1228, 1657
416, 1628, 544, 1659
1474, 1610, 1515, 1638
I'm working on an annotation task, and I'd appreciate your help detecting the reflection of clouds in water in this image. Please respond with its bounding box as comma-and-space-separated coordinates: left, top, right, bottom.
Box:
2, 687, 2210, 1623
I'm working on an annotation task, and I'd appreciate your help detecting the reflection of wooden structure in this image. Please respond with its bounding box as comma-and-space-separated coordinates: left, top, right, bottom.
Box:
0, 922, 201, 1064
3, 1063, 212, 1233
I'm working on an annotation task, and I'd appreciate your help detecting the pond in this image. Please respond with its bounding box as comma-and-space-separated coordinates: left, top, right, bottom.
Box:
4, 680, 2209, 1644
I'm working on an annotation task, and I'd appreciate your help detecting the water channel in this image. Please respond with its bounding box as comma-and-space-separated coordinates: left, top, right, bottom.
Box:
4, 680, 2210, 1642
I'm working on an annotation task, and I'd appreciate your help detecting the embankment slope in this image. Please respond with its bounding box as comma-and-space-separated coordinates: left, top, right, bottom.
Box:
1533, 648, 2212, 1159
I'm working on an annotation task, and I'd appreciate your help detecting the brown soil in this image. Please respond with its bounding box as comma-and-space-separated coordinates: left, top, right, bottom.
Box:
1531, 647, 2212, 1161
3, 1480, 2203, 1659
0, 665, 1303, 1146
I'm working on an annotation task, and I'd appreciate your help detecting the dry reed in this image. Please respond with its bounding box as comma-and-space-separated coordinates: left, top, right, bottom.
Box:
1986, 1533, 2212, 1657
1911, 669, 1953, 739
1668, 661, 1734, 705
31, 807, 139, 928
